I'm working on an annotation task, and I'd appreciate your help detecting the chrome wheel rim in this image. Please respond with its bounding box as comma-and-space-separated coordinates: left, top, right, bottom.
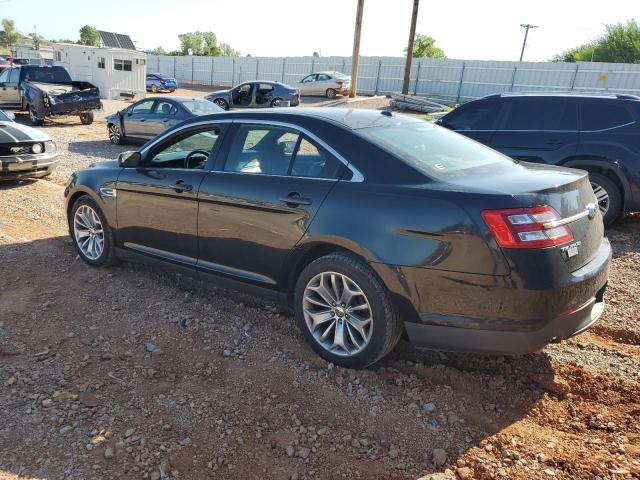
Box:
74, 205, 105, 260
303, 272, 373, 357
214, 99, 227, 109
108, 125, 120, 144
591, 181, 610, 215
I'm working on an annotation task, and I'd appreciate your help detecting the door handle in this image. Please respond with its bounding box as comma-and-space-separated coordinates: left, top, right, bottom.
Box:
280, 193, 312, 207
173, 180, 193, 193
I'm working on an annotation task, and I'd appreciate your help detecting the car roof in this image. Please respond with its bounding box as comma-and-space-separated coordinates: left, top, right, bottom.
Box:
484, 92, 640, 101
181, 107, 418, 130
161, 96, 205, 102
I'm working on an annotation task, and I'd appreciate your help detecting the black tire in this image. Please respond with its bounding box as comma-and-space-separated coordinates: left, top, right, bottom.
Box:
28, 105, 44, 126
69, 196, 117, 267
151, 84, 158, 93
326, 88, 337, 99
588, 172, 622, 226
107, 123, 125, 145
213, 98, 229, 110
294, 252, 403, 368
79, 112, 94, 125
270, 97, 283, 108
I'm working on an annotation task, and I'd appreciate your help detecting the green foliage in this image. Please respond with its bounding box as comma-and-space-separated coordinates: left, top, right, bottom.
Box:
409, 34, 446, 59
178, 31, 203, 55
178, 31, 239, 56
149, 46, 167, 55
30, 31, 43, 50
78, 25, 99, 47
1, 19, 21, 49
53, 38, 75, 44
312, 51, 320, 57
554, 19, 640, 63
219, 43, 240, 57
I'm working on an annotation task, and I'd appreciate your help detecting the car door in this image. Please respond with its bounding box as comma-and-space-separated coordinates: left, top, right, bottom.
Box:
124, 99, 157, 138
438, 98, 503, 145
255, 83, 275, 107
315, 73, 332, 95
298, 74, 317, 96
197, 122, 347, 286
116, 125, 226, 266
146, 99, 182, 136
490, 97, 579, 165
0, 68, 21, 108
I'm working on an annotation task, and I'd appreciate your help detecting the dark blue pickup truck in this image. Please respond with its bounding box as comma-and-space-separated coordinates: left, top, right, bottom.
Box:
0, 65, 102, 125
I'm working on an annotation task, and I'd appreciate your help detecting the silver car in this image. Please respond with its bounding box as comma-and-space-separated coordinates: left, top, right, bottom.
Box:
297, 71, 351, 98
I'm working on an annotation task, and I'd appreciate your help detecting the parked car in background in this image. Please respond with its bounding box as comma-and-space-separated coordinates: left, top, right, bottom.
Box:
205, 81, 300, 110
0, 57, 10, 72
5, 57, 30, 66
0, 108, 57, 180
105, 96, 223, 144
437, 92, 640, 225
297, 71, 351, 98
146, 73, 178, 93
65, 108, 609, 368
0, 65, 102, 125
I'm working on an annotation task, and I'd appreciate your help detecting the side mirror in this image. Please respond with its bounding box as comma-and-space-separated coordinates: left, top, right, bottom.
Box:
118, 151, 142, 168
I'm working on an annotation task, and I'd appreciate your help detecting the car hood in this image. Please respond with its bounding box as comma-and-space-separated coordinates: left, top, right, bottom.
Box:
89, 159, 120, 169
0, 121, 52, 143
206, 89, 230, 98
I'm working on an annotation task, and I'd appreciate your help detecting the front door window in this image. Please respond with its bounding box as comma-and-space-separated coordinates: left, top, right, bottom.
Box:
149, 128, 220, 170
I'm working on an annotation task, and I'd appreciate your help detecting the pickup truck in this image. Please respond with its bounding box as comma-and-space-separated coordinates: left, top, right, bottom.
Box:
0, 65, 102, 126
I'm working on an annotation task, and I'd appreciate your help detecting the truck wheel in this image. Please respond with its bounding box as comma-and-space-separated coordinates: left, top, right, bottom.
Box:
28, 105, 44, 126
80, 112, 94, 125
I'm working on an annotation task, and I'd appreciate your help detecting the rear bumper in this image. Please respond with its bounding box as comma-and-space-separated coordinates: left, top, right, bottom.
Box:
0, 152, 58, 180
49, 99, 102, 116
383, 237, 611, 355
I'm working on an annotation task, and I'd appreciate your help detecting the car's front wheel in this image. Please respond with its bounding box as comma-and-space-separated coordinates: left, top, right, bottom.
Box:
213, 98, 229, 110
70, 196, 116, 267
589, 172, 622, 226
294, 252, 403, 368
108, 123, 125, 145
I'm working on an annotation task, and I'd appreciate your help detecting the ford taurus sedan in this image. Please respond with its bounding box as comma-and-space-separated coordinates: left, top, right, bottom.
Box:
105, 96, 223, 144
64, 109, 610, 368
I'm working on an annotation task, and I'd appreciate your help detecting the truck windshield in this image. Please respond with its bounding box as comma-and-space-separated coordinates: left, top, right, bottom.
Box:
23, 66, 73, 83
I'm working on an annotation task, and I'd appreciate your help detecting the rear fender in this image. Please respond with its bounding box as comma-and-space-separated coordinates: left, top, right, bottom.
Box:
561, 157, 632, 208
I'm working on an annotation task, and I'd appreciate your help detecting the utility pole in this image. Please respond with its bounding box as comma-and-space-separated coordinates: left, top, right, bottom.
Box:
402, 0, 420, 94
519, 23, 538, 61
349, 0, 365, 98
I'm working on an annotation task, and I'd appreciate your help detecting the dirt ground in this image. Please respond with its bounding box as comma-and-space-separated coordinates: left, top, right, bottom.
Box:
0, 88, 639, 480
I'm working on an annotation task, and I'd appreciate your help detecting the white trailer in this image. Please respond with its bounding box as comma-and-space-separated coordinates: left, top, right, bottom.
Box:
52, 43, 146, 100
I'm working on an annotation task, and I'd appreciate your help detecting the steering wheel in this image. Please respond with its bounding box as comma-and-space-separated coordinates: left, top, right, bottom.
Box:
184, 149, 210, 169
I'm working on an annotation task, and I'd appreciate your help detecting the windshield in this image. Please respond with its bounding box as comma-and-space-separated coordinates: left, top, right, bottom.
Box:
179, 99, 223, 115
358, 121, 516, 179
23, 66, 73, 83
0, 110, 11, 121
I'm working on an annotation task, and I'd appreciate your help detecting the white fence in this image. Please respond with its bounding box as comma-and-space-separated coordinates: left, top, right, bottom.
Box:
146, 54, 640, 102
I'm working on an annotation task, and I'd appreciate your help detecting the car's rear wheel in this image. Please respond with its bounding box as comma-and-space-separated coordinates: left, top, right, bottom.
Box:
28, 105, 44, 126
294, 252, 403, 368
326, 88, 337, 99
151, 84, 158, 93
108, 124, 125, 145
79, 112, 94, 125
214, 98, 229, 110
70, 196, 116, 267
270, 97, 283, 108
589, 172, 622, 226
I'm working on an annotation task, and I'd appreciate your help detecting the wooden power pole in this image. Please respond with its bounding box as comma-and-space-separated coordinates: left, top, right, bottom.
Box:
402, 0, 420, 94
349, 0, 365, 98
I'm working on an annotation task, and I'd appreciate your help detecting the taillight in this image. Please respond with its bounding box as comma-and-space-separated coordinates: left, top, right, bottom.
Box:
336, 81, 344, 86
159, 79, 165, 84
481, 205, 573, 249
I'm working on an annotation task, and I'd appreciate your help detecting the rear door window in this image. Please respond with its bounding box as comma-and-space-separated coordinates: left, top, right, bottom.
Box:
503, 99, 577, 131
580, 102, 634, 131
443, 100, 501, 130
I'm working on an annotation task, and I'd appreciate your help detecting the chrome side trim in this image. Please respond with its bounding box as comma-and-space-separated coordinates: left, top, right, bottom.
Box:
543, 203, 596, 228
99, 187, 117, 198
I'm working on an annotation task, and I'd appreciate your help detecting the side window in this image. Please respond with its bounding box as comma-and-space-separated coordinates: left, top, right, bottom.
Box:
291, 137, 344, 179
0, 68, 10, 84
504, 100, 577, 131
8, 68, 20, 85
97, 57, 105, 69
156, 100, 178, 116
149, 128, 220, 169
580, 102, 633, 131
301, 75, 316, 83
258, 83, 274, 94
224, 125, 300, 176
316, 74, 330, 81
444, 101, 501, 130
130, 100, 155, 114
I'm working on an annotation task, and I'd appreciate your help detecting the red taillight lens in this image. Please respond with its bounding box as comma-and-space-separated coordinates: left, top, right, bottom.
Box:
159, 79, 165, 84
481, 206, 573, 249
336, 81, 344, 86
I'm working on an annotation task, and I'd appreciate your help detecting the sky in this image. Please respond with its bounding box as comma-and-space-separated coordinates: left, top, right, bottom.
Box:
0, 0, 636, 61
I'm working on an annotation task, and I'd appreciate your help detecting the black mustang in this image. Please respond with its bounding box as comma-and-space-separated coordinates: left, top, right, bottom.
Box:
64, 109, 610, 368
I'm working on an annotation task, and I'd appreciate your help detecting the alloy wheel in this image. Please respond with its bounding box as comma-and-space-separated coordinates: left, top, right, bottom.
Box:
108, 125, 120, 144
73, 205, 105, 261
214, 99, 228, 110
302, 271, 373, 357
591, 181, 610, 215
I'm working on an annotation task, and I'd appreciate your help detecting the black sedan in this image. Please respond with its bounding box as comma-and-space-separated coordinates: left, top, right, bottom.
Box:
105, 96, 223, 144
1, 109, 58, 180
205, 81, 300, 110
64, 109, 610, 368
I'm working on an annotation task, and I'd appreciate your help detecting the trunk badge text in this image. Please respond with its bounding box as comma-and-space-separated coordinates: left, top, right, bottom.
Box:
561, 241, 581, 260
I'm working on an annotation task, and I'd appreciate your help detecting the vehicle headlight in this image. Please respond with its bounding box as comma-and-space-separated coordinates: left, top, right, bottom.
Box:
44, 140, 56, 153
31, 143, 43, 154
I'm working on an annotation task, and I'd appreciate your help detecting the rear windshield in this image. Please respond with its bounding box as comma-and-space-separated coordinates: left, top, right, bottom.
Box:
179, 99, 223, 115
358, 122, 516, 179
333, 72, 350, 80
23, 66, 72, 83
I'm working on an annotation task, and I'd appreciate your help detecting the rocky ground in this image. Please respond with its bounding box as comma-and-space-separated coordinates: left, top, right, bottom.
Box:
0, 89, 639, 480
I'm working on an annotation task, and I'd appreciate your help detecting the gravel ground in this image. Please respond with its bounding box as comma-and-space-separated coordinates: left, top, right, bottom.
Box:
0, 89, 639, 480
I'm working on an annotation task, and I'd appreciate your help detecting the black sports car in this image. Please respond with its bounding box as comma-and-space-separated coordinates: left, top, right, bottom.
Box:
64, 108, 610, 368
0, 109, 57, 180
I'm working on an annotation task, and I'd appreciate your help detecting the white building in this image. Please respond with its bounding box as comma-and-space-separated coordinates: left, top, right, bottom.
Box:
52, 43, 146, 100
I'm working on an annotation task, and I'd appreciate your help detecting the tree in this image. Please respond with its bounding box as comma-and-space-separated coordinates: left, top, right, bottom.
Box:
312, 51, 320, 57
30, 31, 43, 51
408, 34, 446, 58
219, 43, 240, 57
149, 46, 167, 55
202, 31, 221, 56
178, 31, 239, 56
78, 25, 99, 46
554, 19, 640, 63
1, 19, 21, 52
52, 38, 75, 44
178, 32, 203, 55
